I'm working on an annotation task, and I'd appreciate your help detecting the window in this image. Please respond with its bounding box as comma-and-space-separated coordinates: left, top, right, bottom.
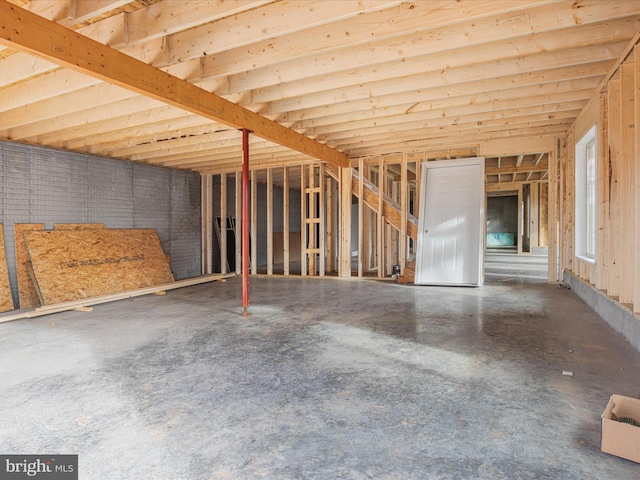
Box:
575, 125, 597, 260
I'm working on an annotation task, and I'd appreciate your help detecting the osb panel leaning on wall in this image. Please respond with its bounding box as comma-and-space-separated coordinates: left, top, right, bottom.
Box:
54, 223, 106, 230
24, 228, 175, 305
14, 224, 45, 308
0, 225, 15, 312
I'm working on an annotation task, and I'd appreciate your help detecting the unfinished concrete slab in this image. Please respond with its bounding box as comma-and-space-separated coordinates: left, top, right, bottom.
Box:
1, 276, 639, 479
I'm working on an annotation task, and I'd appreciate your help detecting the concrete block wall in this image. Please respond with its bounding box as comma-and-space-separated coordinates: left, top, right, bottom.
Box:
564, 271, 640, 353
0, 140, 201, 307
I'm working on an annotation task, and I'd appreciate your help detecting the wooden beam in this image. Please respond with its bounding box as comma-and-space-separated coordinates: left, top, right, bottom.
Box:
517, 185, 523, 254
486, 180, 548, 192
620, 61, 635, 305
126, 0, 277, 47
559, 132, 571, 275
530, 182, 540, 249
283, 77, 601, 128
485, 162, 548, 176
607, 75, 622, 297
363, 166, 372, 271
326, 162, 419, 240
0, 1, 350, 169
301, 165, 308, 277
308, 165, 316, 276
204, 0, 557, 84
635, 47, 640, 313
401, 154, 408, 271
539, 183, 549, 248
64, 0, 131, 27
201, 174, 213, 274
235, 171, 242, 275
283, 166, 290, 276
548, 143, 559, 282
339, 166, 352, 277
597, 91, 609, 292
571, 28, 640, 134
251, 169, 258, 275
326, 175, 335, 274
220, 172, 227, 274
319, 163, 326, 277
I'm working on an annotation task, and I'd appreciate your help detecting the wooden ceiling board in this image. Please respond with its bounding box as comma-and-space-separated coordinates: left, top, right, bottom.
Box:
0, 0, 639, 180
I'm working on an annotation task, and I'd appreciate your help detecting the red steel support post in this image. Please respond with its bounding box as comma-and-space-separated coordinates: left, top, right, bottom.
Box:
242, 129, 250, 315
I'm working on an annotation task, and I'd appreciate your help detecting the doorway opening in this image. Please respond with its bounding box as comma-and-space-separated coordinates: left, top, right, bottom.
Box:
485, 191, 548, 280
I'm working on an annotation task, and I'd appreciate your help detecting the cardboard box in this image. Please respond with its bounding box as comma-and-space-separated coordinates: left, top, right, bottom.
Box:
601, 394, 640, 463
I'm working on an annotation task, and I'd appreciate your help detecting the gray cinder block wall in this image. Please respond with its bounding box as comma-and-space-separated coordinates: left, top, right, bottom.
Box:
564, 271, 640, 353
0, 140, 201, 307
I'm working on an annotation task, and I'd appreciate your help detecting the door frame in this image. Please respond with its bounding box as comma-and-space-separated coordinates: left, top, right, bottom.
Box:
415, 157, 485, 286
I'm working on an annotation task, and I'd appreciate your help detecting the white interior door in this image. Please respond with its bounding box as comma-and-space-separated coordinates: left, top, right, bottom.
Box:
415, 158, 484, 286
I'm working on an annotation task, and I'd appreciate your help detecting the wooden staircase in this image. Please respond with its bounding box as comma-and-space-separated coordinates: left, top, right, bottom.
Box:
397, 260, 416, 284
325, 164, 418, 241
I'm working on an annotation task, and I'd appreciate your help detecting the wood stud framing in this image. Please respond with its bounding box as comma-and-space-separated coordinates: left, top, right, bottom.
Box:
339, 167, 352, 278
635, 48, 640, 314
283, 167, 290, 276
220, 172, 227, 275
4, 1, 640, 325
251, 169, 257, 275
201, 175, 213, 275
235, 172, 242, 275
267, 168, 273, 276
620, 62, 635, 306
559, 39, 640, 314
196, 152, 553, 289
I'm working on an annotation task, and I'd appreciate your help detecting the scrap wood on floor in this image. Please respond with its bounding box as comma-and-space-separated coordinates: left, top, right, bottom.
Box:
0, 272, 235, 324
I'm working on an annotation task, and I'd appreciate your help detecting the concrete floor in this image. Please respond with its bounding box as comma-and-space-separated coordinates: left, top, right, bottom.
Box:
1, 275, 640, 479
485, 250, 548, 281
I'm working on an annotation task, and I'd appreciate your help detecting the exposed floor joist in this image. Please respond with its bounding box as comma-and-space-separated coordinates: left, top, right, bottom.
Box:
1, 0, 639, 179
0, 0, 350, 169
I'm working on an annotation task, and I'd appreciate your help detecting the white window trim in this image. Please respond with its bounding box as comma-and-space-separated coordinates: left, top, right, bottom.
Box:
575, 124, 597, 263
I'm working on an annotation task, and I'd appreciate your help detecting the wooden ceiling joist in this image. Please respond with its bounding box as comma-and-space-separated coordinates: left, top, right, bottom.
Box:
1, 0, 639, 177
0, 0, 350, 168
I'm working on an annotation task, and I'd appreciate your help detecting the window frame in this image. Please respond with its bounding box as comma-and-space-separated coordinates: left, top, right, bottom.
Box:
575, 125, 598, 262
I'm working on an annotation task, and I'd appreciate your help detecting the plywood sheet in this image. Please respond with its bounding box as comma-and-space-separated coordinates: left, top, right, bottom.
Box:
54, 223, 106, 230
26, 261, 44, 306
273, 232, 301, 263
14, 224, 45, 308
0, 225, 15, 313
25, 228, 175, 304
